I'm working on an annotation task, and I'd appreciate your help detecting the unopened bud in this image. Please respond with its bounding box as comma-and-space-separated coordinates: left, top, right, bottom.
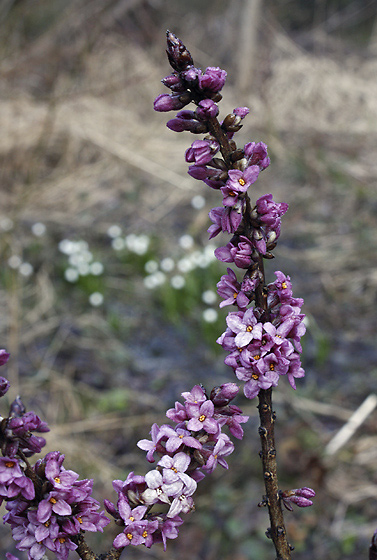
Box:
166, 31, 194, 72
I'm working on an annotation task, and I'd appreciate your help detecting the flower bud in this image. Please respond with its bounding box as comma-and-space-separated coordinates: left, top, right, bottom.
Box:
166, 30, 194, 72
0, 377, 10, 397
210, 383, 239, 406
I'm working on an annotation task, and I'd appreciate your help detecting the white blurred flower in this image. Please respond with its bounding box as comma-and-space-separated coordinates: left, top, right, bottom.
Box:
143, 271, 166, 289
107, 225, 122, 238
77, 263, 90, 276
64, 268, 79, 282
31, 222, 46, 237
59, 239, 75, 255
191, 195, 205, 209
179, 234, 194, 250
202, 290, 217, 305
8, 255, 22, 269
126, 234, 150, 255
0, 217, 13, 231
90, 262, 104, 275
202, 308, 218, 323
177, 257, 194, 273
160, 257, 175, 272
145, 260, 158, 274
89, 292, 104, 306
112, 237, 125, 251
170, 275, 185, 289
19, 262, 33, 277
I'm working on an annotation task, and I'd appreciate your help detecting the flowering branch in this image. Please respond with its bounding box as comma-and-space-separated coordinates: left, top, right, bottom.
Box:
154, 31, 313, 559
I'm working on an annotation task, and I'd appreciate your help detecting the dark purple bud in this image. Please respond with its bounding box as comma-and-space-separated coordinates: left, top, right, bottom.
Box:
0, 376, 10, 397
210, 383, 239, 406
281, 487, 315, 509
154, 93, 191, 112
195, 99, 219, 120
0, 350, 10, 366
166, 31, 194, 72
161, 73, 186, 93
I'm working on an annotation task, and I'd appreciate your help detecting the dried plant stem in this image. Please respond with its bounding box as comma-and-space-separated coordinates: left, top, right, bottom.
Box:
258, 388, 292, 559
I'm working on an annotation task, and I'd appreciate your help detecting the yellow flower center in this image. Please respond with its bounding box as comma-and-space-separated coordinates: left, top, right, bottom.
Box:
59, 537, 66, 544
252, 373, 259, 380
199, 414, 206, 422
246, 325, 253, 332
238, 178, 246, 186
49, 497, 57, 504
54, 477, 60, 484
143, 530, 148, 538
5, 461, 15, 468
282, 282, 287, 289
127, 533, 133, 541
269, 364, 275, 371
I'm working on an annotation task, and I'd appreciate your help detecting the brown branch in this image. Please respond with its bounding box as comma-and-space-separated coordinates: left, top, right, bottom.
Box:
258, 388, 292, 559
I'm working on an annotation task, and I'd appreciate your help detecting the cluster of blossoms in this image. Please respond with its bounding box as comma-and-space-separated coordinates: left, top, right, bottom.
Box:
0, 351, 109, 560
104, 382, 248, 550
1, 347, 250, 557
154, 32, 306, 401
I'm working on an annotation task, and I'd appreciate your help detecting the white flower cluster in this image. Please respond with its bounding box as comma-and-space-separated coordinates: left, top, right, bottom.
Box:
107, 226, 150, 256
59, 238, 104, 306
143, 235, 219, 323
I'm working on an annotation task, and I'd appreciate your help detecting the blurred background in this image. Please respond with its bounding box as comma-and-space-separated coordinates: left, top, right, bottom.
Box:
1, 0, 377, 558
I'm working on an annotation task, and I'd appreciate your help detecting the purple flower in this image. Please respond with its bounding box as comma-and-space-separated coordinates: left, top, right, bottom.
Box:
137, 423, 165, 462
0, 376, 10, 397
181, 384, 207, 405
217, 268, 249, 309
167, 477, 197, 518
37, 490, 72, 523
226, 308, 263, 348
160, 425, 202, 453
202, 433, 234, 473
158, 453, 192, 486
236, 367, 279, 399
45, 453, 79, 490
0, 457, 23, 484
155, 515, 183, 550
244, 141, 270, 170
208, 207, 243, 238
185, 139, 219, 165
198, 66, 227, 93
113, 524, 146, 548
186, 400, 219, 435
224, 166, 260, 200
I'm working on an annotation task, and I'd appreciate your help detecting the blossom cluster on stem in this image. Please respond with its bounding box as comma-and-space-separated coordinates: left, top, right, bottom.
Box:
104, 382, 248, 550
